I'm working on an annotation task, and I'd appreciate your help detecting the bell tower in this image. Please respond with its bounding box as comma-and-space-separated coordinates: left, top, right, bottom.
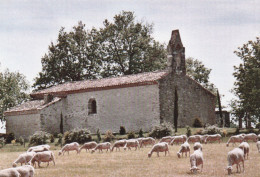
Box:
167, 30, 186, 75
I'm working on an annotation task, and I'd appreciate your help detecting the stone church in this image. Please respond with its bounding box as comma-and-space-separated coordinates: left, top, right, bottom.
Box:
5, 30, 216, 138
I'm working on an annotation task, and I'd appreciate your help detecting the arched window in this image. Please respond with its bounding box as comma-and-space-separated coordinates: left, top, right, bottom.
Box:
88, 99, 97, 115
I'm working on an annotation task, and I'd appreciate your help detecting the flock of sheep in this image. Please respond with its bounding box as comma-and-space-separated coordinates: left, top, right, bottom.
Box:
1, 132, 260, 176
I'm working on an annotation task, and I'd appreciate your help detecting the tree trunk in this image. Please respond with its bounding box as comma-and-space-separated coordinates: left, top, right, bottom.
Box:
239, 115, 243, 129
174, 88, 178, 133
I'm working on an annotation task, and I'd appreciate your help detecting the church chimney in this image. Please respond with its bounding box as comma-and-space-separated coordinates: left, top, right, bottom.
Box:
167, 30, 186, 75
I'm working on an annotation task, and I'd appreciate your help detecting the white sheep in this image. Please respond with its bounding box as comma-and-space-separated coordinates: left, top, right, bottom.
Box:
30, 147, 49, 153
137, 138, 143, 144
177, 142, 190, 158
29, 151, 55, 168
27, 145, 50, 152
170, 135, 185, 145
123, 139, 139, 151
193, 142, 203, 151
159, 136, 174, 144
15, 165, 35, 177
226, 135, 243, 147
187, 135, 201, 143
140, 137, 156, 148
204, 134, 222, 144
0, 168, 21, 177
58, 142, 80, 156
91, 142, 111, 153
238, 142, 250, 159
111, 140, 126, 152
12, 152, 36, 167
79, 141, 98, 153
257, 141, 260, 153
148, 142, 170, 158
200, 135, 208, 143
243, 133, 257, 142
190, 149, 203, 173
226, 148, 244, 175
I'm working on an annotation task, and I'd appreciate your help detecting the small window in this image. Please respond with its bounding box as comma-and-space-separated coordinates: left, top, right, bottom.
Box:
88, 99, 97, 115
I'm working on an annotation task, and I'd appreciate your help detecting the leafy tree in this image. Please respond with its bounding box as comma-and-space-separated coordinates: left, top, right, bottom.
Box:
97, 11, 167, 77
33, 22, 101, 90
232, 37, 260, 127
0, 66, 29, 121
186, 57, 217, 93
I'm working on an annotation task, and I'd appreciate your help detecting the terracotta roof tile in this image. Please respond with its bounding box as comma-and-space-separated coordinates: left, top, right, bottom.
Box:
31, 71, 169, 98
4, 97, 61, 116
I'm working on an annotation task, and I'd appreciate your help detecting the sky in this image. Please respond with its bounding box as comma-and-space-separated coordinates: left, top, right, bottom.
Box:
0, 0, 260, 131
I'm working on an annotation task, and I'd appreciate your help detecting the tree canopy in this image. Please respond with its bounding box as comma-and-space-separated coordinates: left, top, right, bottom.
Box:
0, 65, 30, 121
232, 37, 260, 127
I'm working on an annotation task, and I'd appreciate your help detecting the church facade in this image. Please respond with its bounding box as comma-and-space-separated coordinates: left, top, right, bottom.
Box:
5, 30, 216, 139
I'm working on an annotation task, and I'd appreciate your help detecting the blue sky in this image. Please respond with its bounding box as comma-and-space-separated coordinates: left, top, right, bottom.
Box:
0, 0, 260, 123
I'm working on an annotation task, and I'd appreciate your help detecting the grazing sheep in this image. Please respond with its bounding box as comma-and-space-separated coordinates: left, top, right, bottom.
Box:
190, 149, 203, 174
204, 134, 222, 144
58, 142, 80, 156
137, 138, 143, 144
193, 142, 203, 151
257, 141, 260, 153
12, 152, 36, 167
226, 148, 244, 175
148, 142, 170, 158
79, 142, 98, 153
243, 133, 257, 142
0, 168, 20, 177
27, 145, 50, 152
91, 142, 111, 153
15, 165, 35, 177
30, 147, 49, 153
159, 136, 174, 144
170, 136, 185, 145
111, 140, 126, 152
140, 137, 156, 148
177, 142, 190, 158
226, 135, 243, 147
29, 151, 55, 168
187, 135, 201, 143
123, 139, 139, 151
238, 142, 250, 159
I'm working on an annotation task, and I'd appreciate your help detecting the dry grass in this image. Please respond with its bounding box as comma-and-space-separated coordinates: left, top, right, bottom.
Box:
0, 141, 260, 177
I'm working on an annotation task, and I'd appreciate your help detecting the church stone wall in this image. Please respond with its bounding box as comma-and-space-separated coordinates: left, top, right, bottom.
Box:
6, 113, 41, 139
159, 74, 216, 127
63, 84, 160, 133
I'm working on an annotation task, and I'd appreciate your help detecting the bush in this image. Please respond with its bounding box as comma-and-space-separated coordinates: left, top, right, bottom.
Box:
256, 123, 260, 129
50, 134, 55, 143
17, 137, 24, 146
186, 126, 192, 137
97, 129, 101, 143
127, 131, 136, 139
235, 127, 240, 135
55, 133, 63, 146
29, 131, 50, 146
64, 129, 92, 144
201, 125, 222, 135
103, 130, 115, 142
0, 138, 5, 148
5, 132, 15, 144
138, 129, 143, 138
193, 118, 203, 128
148, 122, 173, 139
119, 126, 126, 135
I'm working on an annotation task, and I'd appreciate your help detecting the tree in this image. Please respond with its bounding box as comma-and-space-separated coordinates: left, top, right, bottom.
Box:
0, 66, 29, 121
33, 22, 101, 90
97, 11, 167, 77
186, 57, 217, 93
232, 37, 260, 127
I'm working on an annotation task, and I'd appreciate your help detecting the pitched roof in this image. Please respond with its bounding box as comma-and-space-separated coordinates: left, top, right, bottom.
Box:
31, 71, 169, 99
4, 97, 61, 116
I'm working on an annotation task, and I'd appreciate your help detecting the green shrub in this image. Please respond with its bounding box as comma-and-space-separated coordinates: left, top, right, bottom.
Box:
138, 128, 144, 137
186, 126, 192, 137
55, 133, 63, 146
202, 125, 221, 135
17, 137, 24, 146
50, 134, 55, 143
97, 129, 101, 143
29, 131, 50, 146
0, 138, 5, 148
193, 118, 203, 128
127, 131, 136, 139
103, 130, 115, 142
119, 126, 126, 135
64, 129, 92, 144
5, 132, 15, 144
148, 122, 173, 139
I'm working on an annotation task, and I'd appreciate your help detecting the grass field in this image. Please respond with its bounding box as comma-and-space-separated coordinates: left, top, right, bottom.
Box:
1, 140, 260, 177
